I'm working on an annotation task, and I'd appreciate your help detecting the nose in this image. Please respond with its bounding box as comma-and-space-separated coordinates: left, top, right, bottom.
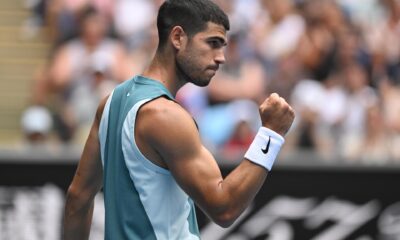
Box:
215, 48, 226, 65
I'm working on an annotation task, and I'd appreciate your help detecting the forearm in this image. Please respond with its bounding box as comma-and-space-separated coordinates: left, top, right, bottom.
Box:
215, 160, 268, 225
62, 100, 104, 239
202, 128, 284, 226
63, 189, 95, 240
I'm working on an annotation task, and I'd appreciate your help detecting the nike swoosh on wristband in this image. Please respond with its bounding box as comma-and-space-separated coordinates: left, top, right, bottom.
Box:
261, 136, 271, 154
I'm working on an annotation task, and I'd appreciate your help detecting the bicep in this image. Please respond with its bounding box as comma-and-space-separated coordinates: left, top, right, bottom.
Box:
144, 105, 227, 211
167, 142, 224, 207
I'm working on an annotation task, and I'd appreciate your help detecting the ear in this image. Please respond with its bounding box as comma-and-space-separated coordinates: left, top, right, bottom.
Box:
170, 26, 187, 50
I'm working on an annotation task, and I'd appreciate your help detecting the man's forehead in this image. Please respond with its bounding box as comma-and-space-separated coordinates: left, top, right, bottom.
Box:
198, 22, 227, 41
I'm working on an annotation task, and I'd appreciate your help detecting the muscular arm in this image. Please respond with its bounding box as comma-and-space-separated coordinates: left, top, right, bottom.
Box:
63, 97, 108, 239
139, 94, 294, 227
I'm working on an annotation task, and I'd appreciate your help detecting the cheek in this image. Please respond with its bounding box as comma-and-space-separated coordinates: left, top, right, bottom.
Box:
180, 50, 203, 73
196, 47, 214, 63
176, 49, 213, 85
186, 42, 212, 65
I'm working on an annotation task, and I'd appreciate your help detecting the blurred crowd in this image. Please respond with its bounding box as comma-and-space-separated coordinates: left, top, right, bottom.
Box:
21, 0, 400, 164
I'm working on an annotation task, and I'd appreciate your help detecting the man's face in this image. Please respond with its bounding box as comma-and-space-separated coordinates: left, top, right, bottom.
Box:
176, 22, 227, 87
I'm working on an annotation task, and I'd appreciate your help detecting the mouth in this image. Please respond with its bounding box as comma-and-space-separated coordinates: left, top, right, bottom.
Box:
207, 65, 219, 71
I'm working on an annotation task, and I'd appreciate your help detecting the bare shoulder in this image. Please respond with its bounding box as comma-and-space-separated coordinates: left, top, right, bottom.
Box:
137, 97, 200, 154
139, 97, 196, 132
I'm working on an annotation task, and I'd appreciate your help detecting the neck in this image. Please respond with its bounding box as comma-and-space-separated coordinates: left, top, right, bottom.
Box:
141, 50, 186, 97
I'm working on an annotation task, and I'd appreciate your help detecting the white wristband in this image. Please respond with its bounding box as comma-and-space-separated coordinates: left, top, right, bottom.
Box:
244, 127, 285, 171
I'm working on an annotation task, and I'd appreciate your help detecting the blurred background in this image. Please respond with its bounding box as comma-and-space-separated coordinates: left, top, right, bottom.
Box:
0, 0, 399, 239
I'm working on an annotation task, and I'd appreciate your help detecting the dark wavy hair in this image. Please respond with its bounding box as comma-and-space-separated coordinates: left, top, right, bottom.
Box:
157, 0, 230, 49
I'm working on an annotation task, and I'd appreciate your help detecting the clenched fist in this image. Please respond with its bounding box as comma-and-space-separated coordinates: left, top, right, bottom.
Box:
259, 93, 295, 136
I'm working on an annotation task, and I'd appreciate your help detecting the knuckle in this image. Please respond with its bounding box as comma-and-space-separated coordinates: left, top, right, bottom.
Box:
279, 100, 287, 109
271, 97, 280, 105
270, 93, 279, 101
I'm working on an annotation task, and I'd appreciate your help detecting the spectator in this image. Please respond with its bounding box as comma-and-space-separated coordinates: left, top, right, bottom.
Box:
21, 106, 53, 144
48, 6, 131, 143
339, 63, 378, 159
251, 0, 305, 65
22, 0, 400, 163
113, 0, 157, 50
366, 0, 400, 86
44, 0, 114, 45
289, 75, 347, 159
380, 77, 400, 161
350, 104, 392, 164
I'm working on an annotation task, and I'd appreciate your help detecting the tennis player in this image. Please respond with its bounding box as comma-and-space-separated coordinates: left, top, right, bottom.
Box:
63, 0, 295, 239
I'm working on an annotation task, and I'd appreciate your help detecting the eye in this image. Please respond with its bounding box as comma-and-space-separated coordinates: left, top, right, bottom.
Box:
208, 40, 219, 48
208, 39, 225, 49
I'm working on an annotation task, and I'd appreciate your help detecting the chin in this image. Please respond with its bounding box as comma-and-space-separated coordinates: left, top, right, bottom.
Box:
187, 75, 212, 87
199, 78, 212, 86
193, 78, 212, 87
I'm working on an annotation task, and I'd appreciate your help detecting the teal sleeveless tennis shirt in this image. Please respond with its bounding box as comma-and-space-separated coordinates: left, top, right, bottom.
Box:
98, 76, 200, 240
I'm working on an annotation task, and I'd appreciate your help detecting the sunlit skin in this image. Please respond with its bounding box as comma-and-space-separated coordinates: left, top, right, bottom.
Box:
176, 22, 228, 87
142, 22, 228, 96
63, 17, 295, 239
